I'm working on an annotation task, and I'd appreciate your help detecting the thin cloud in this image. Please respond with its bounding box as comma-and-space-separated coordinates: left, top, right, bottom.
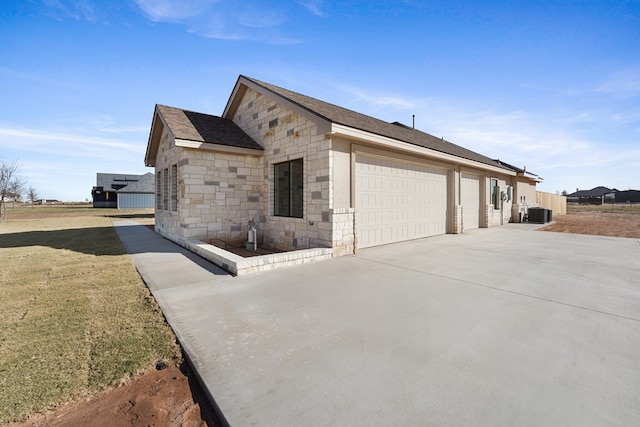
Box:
132, 0, 313, 43
595, 67, 640, 99
40, 0, 99, 22
133, 0, 219, 22
298, 0, 326, 17
0, 126, 144, 157
339, 85, 418, 111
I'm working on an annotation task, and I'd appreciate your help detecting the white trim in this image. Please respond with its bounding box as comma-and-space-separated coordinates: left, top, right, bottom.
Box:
330, 124, 515, 176
175, 139, 264, 156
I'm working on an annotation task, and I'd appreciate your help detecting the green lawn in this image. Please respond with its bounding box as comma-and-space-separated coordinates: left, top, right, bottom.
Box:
0, 209, 179, 424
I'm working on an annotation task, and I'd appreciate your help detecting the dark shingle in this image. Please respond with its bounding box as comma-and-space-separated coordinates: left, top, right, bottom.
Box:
157, 105, 262, 151
568, 186, 618, 197
116, 172, 155, 193
241, 76, 511, 171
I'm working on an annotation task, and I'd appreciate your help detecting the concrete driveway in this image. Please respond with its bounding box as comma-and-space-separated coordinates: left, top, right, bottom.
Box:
115, 222, 640, 426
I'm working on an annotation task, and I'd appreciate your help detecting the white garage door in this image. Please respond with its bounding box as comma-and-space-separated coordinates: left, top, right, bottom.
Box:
356, 155, 448, 248
461, 173, 480, 230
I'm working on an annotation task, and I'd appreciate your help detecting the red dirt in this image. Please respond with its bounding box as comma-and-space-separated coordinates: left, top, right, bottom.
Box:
9, 364, 221, 427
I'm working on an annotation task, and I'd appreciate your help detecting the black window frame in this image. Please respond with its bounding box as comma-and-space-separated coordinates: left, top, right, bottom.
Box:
274, 158, 303, 218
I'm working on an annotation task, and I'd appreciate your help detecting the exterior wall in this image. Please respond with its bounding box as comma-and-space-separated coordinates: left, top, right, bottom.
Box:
230, 88, 334, 251
117, 193, 154, 209
485, 175, 516, 226
510, 179, 539, 222
92, 190, 117, 208
154, 125, 263, 243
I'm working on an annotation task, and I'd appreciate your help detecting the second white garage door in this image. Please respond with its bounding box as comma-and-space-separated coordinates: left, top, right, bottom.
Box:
461, 173, 481, 230
355, 155, 448, 248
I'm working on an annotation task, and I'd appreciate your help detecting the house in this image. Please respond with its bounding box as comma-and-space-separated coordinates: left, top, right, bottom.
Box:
606, 189, 640, 204
91, 172, 155, 208
567, 186, 617, 204
144, 75, 541, 256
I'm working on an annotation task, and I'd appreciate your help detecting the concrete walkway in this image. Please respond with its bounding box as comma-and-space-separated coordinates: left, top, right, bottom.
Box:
114, 220, 640, 426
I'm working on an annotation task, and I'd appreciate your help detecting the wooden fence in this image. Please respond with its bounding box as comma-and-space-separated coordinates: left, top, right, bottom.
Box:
536, 191, 567, 215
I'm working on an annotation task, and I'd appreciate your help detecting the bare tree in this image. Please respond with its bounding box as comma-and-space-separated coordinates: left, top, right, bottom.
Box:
0, 161, 25, 221
28, 186, 39, 208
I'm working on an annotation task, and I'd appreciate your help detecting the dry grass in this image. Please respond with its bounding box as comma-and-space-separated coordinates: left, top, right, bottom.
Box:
0, 208, 179, 424
541, 203, 640, 238
567, 203, 640, 215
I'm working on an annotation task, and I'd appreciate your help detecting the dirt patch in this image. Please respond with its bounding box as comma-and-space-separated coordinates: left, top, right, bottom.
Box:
8, 364, 221, 427
540, 207, 640, 239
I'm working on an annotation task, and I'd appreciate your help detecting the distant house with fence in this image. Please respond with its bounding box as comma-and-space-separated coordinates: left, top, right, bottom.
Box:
91, 172, 155, 209
567, 187, 617, 204
606, 189, 640, 204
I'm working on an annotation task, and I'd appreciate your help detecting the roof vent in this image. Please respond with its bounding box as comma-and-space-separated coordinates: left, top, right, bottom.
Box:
391, 121, 413, 129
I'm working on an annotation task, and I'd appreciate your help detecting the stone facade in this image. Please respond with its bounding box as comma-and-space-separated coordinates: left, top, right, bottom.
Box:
154, 126, 263, 244
150, 79, 540, 259
154, 87, 344, 253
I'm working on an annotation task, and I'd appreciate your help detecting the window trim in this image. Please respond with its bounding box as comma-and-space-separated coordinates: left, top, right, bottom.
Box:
274, 158, 304, 218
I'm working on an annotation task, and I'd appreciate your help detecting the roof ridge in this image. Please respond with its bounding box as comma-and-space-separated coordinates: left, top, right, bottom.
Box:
241, 75, 511, 171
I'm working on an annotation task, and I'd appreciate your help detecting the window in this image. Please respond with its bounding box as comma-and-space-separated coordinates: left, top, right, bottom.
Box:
156, 171, 162, 209
491, 178, 499, 209
171, 165, 178, 212
274, 159, 303, 218
162, 168, 169, 210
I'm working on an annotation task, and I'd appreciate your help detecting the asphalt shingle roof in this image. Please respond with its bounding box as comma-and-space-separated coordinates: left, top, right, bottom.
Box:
241, 76, 512, 172
568, 186, 618, 197
157, 104, 263, 151
96, 173, 151, 191
116, 172, 155, 193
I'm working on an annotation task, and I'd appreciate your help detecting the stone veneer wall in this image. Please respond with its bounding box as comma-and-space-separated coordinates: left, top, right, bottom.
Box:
452, 205, 463, 233
230, 87, 335, 252
155, 86, 361, 255
330, 208, 355, 256
154, 126, 263, 244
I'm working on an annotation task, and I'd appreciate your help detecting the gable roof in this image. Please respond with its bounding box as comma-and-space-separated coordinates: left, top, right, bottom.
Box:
494, 160, 542, 182
156, 105, 263, 150
95, 173, 150, 191
116, 172, 155, 193
228, 75, 514, 173
568, 186, 618, 197
145, 104, 263, 166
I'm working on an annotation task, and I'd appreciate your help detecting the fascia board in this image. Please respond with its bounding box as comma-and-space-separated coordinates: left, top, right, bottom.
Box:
175, 139, 265, 156
145, 106, 177, 167
330, 124, 516, 176
144, 109, 161, 167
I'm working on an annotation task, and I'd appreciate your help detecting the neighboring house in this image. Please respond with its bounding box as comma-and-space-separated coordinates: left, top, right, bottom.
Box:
91, 172, 155, 208
567, 187, 618, 204
144, 75, 541, 255
35, 199, 60, 204
606, 189, 640, 204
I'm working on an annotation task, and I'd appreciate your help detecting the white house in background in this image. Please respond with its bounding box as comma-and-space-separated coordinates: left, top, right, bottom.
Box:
144, 75, 541, 256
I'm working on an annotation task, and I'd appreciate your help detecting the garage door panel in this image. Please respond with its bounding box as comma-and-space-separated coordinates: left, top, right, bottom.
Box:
461, 173, 480, 230
356, 155, 448, 248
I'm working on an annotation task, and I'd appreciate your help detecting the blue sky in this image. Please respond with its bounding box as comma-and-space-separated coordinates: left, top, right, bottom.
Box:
1, 0, 639, 201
